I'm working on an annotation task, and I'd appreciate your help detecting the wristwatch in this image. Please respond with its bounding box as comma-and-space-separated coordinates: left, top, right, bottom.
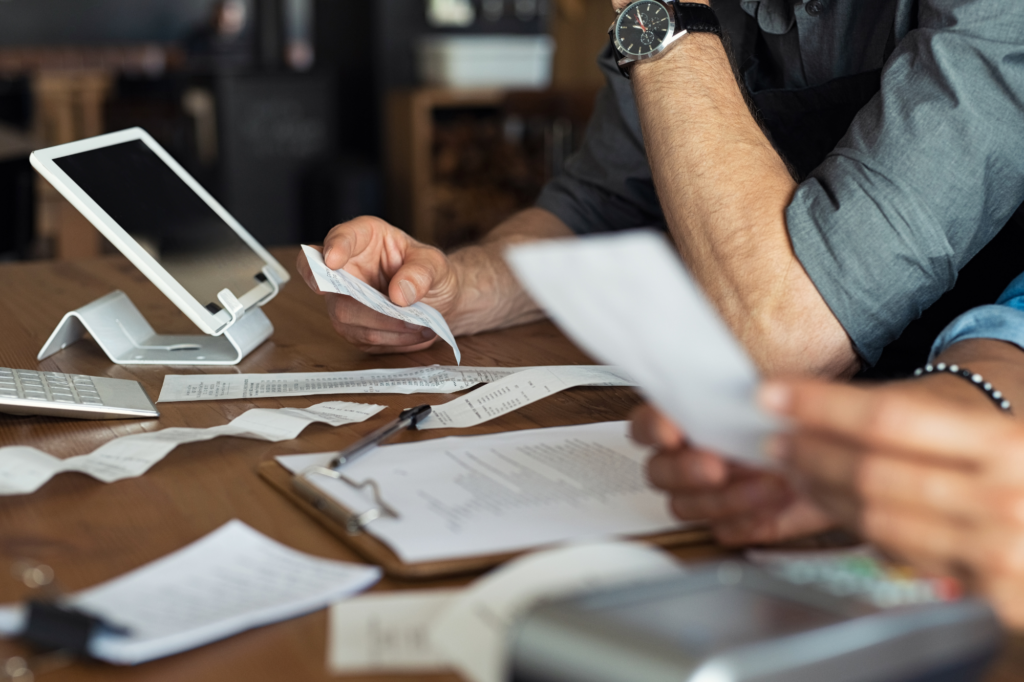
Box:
608, 1, 722, 78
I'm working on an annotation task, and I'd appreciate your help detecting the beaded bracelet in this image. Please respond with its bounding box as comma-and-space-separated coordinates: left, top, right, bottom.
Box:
912, 363, 1012, 413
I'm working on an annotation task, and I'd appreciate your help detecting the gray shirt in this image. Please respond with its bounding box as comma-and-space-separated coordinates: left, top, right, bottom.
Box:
535, 0, 1024, 365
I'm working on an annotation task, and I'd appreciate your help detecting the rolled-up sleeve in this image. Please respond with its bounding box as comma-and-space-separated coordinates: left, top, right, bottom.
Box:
535, 46, 666, 234
930, 271, 1024, 359
787, 0, 1024, 365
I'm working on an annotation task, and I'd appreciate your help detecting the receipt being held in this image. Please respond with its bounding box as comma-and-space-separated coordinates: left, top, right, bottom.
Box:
302, 245, 461, 364
505, 231, 780, 465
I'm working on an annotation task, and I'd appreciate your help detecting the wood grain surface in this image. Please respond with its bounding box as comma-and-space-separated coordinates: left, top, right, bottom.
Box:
0, 247, 1020, 681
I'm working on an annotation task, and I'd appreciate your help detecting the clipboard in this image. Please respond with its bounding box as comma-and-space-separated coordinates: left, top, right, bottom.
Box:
258, 460, 713, 580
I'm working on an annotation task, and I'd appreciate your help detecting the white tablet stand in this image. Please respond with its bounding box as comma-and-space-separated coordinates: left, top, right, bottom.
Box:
37, 268, 283, 366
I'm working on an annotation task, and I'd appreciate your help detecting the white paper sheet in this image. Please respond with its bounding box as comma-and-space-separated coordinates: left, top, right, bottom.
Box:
0, 520, 380, 665
277, 421, 690, 564
432, 542, 686, 682
159, 365, 525, 402
506, 231, 780, 464
302, 245, 461, 364
0, 401, 385, 496
417, 365, 635, 429
327, 589, 459, 674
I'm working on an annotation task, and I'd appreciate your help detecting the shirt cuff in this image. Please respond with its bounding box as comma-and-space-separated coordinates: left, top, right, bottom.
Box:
929, 304, 1024, 363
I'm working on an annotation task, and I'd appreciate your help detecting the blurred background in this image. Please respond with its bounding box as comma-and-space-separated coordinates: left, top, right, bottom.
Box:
0, 0, 615, 262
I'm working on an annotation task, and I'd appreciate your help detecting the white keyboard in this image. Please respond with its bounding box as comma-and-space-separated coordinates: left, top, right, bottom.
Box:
0, 368, 159, 420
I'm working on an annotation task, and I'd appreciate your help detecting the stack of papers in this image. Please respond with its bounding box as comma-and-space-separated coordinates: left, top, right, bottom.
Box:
0, 521, 381, 665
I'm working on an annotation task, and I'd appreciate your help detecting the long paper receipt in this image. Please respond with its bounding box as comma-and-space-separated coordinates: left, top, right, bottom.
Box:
302, 244, 460, 363
157, 365, 633, 403
506, 231, 780, 464
0, 520, 381, 665
0, 401, 384, 496
276, 421, 691, 564
417, 365, 634, 429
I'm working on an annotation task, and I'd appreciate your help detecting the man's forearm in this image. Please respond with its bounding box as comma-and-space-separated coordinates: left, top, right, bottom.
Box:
446, 207, 576, 335
628, 9, 858, 378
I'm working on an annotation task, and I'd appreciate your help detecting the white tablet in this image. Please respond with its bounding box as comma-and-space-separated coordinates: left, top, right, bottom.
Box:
30, 127, 291, 336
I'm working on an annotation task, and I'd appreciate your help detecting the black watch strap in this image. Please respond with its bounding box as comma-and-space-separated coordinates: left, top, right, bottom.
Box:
672, 2, 722, 38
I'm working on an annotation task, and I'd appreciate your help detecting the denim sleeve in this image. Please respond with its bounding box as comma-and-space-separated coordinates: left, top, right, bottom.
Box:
786, 0, 1024, 366
534, 46, 666, 234
929, 271, 1024, 361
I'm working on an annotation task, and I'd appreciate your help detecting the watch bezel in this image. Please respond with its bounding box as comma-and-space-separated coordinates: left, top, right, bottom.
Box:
611, 0, 677, 63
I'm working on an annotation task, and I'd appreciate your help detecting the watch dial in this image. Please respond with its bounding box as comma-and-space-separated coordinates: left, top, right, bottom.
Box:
615, 1, 672, 58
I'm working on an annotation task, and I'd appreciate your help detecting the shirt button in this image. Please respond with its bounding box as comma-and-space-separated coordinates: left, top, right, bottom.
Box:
805, 0, 824, 15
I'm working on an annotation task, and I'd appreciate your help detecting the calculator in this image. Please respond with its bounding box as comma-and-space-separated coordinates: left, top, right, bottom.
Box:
0, 367, 159, 420
511, 561, 1000, 682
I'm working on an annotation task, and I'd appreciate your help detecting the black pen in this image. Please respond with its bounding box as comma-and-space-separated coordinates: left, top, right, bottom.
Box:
327, 404, 432, 471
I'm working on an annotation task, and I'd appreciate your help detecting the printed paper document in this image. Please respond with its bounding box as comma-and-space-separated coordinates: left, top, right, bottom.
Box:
277, 421, 690, 564
157, 364, 632, 403
417, 365, 635, 429
0, 520, 381, 665
327, 589, 459, 674
0, 401, 384, 495
506, 231, 780, 464
302, 245, 461, 363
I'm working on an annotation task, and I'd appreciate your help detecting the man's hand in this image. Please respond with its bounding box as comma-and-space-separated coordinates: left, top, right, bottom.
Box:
298, 208, 576, 354
630, 404, 835, 546
762, 378, 1024, 628
297, 216, 460, 354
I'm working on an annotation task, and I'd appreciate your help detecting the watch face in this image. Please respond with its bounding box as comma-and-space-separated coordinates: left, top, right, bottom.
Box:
614, 1, 673, 59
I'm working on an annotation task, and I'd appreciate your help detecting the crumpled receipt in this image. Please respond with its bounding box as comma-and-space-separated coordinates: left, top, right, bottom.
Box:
0, 401, 385, 496
302, 245, 461, 364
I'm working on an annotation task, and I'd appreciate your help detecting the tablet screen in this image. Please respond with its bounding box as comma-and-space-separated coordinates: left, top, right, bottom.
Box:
54, 140, 268, 312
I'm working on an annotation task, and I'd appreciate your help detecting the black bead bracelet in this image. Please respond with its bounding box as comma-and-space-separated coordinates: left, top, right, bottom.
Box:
912, 362, 1012, 413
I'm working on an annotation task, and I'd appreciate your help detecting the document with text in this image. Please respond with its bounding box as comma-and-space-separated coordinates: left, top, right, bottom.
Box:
506, 231, 780, 464
327, 589, 459, 674
417, 365, 635, 429
157, 364, 631, 403
0, 520, 381, 665
276, 421, 690, 564
302, 245, 461, 363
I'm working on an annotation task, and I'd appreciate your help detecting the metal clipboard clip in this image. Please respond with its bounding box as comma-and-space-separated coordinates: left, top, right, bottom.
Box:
288, 405, 431, 535
292, 466, 400, 536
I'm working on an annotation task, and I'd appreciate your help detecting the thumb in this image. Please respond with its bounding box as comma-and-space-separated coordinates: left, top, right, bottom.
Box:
388, 245, 450, 307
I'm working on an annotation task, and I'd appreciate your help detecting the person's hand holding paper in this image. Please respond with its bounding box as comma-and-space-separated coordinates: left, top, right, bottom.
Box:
300, 239, 462, 363
505, 231, 833, 545
297, 216, 462, 356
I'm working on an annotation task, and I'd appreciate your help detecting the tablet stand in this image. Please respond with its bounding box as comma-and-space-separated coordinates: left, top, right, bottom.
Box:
38, 289, 274, 366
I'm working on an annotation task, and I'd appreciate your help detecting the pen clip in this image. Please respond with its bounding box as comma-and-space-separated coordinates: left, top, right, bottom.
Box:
327, 404, 432, 471
400, 404, 432, 429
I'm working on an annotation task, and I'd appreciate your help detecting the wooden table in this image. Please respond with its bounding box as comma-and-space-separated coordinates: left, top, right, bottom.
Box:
1, 248, 1022, 681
